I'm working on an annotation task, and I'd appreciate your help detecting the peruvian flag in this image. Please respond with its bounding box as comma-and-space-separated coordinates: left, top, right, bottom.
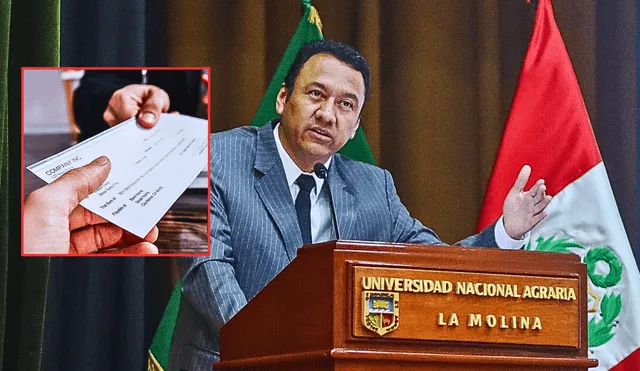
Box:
476, 0, 640, 370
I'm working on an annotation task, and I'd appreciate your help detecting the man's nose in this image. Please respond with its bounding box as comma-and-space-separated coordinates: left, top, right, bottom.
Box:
316, 99, 336, 123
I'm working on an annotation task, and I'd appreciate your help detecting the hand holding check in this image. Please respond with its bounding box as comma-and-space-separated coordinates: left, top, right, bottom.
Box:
24, 157, 159, 255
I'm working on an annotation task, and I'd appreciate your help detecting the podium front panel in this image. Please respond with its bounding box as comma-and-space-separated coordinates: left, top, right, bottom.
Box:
351, 264, 581, 347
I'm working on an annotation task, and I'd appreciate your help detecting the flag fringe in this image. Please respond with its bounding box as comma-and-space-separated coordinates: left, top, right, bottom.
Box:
308, 6, 323, 34
147, 350, 164, 371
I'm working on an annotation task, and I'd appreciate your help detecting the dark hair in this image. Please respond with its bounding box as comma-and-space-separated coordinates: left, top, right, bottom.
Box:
284, 40, 371, 104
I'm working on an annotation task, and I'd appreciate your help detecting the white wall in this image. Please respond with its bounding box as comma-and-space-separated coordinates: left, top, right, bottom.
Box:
23, 70, 82, 134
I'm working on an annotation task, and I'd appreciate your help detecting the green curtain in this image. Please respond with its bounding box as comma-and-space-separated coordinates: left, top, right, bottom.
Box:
0, 0, 59, 370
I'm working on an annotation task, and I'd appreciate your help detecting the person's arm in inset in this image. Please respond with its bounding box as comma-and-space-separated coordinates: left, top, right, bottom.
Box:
73, 70, 170, 139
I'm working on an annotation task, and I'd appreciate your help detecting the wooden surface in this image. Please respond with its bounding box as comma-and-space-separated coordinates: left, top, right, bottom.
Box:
215, 241, 597, 371
215, 350, 595, 371
24, 133, 208, 255
155, 190, 207, 254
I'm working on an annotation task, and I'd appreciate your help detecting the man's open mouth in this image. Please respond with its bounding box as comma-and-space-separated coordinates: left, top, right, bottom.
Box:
310, 127, 331, 139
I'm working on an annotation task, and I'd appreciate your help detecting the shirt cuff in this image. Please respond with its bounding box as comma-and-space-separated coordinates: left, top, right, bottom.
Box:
494, 215, 529, 250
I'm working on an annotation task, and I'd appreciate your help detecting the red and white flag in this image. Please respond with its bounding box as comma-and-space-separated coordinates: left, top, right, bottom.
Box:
477, 0, 640, 370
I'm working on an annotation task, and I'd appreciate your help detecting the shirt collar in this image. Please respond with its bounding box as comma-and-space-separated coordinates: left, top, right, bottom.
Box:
273, 123, 332, 194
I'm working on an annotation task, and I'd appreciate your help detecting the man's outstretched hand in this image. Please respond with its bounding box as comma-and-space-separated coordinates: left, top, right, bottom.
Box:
502, 165, 552, 240
103, 84, 170, 129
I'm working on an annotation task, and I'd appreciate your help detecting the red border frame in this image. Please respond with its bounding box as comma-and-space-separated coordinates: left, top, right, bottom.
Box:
21, 66, 211, 257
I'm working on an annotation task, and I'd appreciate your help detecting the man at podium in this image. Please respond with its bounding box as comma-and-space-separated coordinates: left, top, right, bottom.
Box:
165, 40, 552, 370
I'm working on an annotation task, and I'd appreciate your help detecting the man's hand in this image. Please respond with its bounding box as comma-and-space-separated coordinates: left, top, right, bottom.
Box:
103, 84, 170, 129
24, 156, 159, 255
502, 165, 552, 240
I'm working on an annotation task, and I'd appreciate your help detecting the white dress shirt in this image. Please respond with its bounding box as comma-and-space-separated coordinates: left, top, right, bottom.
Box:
274, 124, 336, 243
273, 124, 527, 248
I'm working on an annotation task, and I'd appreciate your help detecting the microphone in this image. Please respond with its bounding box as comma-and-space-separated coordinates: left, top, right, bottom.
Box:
313, 163, 328, 179
313, 163, 340, 241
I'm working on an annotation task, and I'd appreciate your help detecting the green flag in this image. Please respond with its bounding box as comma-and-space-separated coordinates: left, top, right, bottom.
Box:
148, 282, 181, 371
148, 1, 375, 369
250, 0, 323, 128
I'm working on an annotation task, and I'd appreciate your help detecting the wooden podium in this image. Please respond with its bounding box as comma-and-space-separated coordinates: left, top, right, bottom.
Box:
213, 241, 597, 371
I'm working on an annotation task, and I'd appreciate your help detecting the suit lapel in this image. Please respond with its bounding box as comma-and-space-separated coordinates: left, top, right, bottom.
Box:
253, 123, 302, 261
328, 156, 356, 240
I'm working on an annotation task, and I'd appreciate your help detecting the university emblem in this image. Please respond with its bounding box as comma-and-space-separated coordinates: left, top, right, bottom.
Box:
362, 291, 399, 336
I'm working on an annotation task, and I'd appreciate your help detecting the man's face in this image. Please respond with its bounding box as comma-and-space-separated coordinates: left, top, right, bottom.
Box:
276, 53, 365, 171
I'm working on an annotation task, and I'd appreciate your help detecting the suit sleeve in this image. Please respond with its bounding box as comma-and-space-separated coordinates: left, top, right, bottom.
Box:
73, 70, 142, 140
177, 149, 248, 338
384, 169, 498, 247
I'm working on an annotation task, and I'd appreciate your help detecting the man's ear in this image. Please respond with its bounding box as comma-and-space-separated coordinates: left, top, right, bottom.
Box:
275, 84, 287, 115
350, 118, 360, 140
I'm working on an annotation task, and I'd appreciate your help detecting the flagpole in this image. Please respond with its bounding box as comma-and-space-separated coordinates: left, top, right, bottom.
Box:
636, 0, 640, 265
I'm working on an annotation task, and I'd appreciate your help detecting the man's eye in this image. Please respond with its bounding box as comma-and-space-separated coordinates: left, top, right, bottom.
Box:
341, 101, 353, 109
310, 90, 322, 97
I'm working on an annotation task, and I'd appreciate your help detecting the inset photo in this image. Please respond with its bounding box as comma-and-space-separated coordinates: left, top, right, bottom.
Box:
22, 68, 210, 256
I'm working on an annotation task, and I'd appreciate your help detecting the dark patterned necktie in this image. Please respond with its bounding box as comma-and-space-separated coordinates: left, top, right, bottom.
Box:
295, 174, 315, 245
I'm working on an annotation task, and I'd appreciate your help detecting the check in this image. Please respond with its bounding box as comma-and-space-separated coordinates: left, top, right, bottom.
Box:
27, 114, 208, 238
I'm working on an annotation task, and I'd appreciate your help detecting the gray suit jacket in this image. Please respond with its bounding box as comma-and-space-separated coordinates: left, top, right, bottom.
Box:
168, 121, 497, 371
